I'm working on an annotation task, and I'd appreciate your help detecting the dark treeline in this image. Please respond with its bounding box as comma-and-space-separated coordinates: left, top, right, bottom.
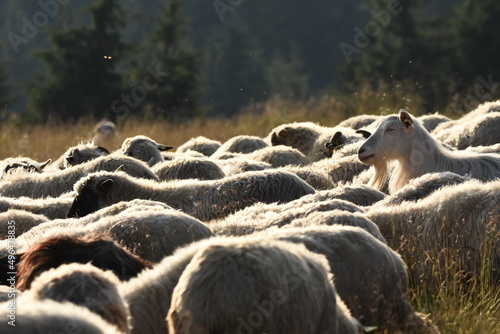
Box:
0, 0, 499, 122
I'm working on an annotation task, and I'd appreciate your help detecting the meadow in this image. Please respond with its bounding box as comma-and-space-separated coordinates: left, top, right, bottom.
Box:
0, 92, 499, 333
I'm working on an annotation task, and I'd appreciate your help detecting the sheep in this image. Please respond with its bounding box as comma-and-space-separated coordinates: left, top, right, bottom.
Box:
247, 145, 310, 167
280, 165, 335, 190
175, 136, 222, 156
431, 100, 500, 134
167, 237, 362, 334
365, 178, 500, 284
0, 195, 74, 219
358, 109, 500, 193
0, 155, 158, 198
465, 143, 500, 154
93, 119, 117, 145
312, 153, 370, 186
0, 299, 123, 334
26, 263, 130, 333
121, 135, 173, 166
376, 172, 468, 206
267, 121, 368, 162
216, 157, 272, 176
15, 234, 153, 291
0, 199, 175, 258
337, 114, 381, 130
67, 170, 315, 221
211, 135, 268, 158
417, 112, 451, 132
284, 210, 385, 243
433, 112, 500, 149
0, 156, 51, 179
50, 142, 110, 170
0, 210, 48, 239
212, 196, 367, 237
263, 225, 436, 333
152, 157, 225, 181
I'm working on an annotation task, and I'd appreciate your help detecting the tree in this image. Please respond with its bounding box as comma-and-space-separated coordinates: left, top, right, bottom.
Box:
0, 44, 13, 112
132, 0, 202, 120
28, 0, 127, 122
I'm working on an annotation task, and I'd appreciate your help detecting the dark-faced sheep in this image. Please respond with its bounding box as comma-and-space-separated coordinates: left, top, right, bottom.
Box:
358, 109, 500, 193
50, 142, 110, 170
67, 170, 315, 221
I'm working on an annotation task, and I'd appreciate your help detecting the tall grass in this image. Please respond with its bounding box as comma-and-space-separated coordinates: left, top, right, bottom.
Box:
0, 90, 498, 333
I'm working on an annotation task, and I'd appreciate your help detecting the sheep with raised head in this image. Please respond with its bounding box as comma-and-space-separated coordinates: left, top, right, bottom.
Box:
263, 225, 436, 333
168, 237, 362, 334
0, 196, 73, 219
0, 155, 157, 198
358, 109, 500, 193
0, 156, 51, 179
0, 299, 123, 334
121, 135, 173, 166
365, 178, 500, 284
152, 157, 225, 181
211, 135, 268, 159
50, 142, 110, 170
176, 136, 222, 156
67, 170, 315, 221
26, 263, 130, 333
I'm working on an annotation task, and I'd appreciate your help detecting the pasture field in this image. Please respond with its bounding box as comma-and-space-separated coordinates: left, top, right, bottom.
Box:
0, 95, 498, 334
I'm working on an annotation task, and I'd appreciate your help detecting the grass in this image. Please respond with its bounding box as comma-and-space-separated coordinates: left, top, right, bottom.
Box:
0, 91, 498, 333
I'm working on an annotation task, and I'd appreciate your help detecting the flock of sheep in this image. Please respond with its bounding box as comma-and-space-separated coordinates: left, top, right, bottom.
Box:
0, 100, 499, 333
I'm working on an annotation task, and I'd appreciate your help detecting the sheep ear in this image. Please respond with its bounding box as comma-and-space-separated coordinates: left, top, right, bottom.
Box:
356, 129, 371, 138
399, 109, 413, 128
97, 146, 110, 155
39, 159, 52, 169
157, 144, 174, 151
114, 165, 125, 172
98, 179, 114, 193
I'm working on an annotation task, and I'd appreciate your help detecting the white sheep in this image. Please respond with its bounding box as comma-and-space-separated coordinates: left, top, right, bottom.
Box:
247, 145, 310, 167
0, 209, 48, 240
279, 165, 334, 190
337, 114, 381, 130
433, 112, 500, 149
0, 155, 157, 198
365, 178, 500, 284
465, 143, 500, 154
168, 237, 362, 334
0, 195, 74, 219
50, 142, 110, 170
67, 170, 315, 221
417, 112, 451, 132
311, 154, 370, 186
175, 136, 222, 156
263, 225, 437, 333
0, 298, 123, 334
358, 109, 500, 193
375, 172, 468, 206
211, 135, 268, 158
152, 157, 225, 181
25, 263, 130, 333
121, 135, 173, 166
